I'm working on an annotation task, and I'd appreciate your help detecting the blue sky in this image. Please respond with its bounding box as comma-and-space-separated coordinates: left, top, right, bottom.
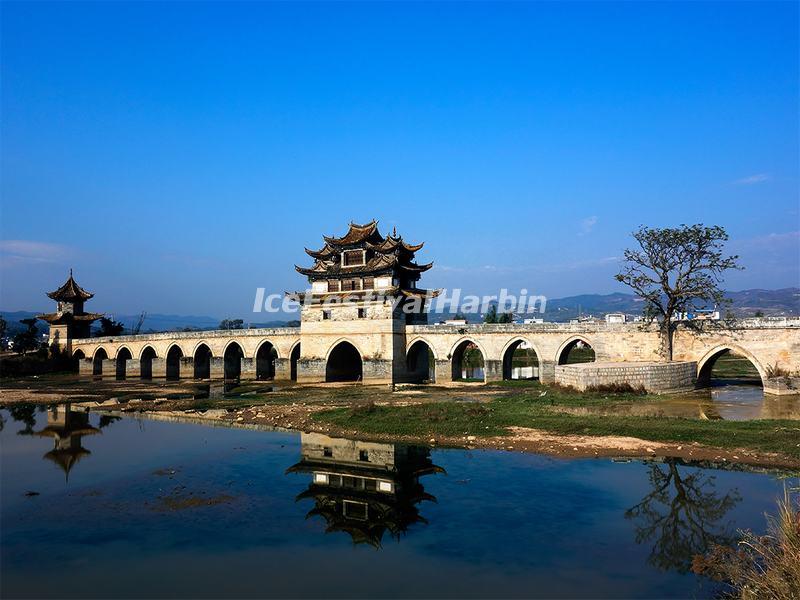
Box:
1, 1, 798, 318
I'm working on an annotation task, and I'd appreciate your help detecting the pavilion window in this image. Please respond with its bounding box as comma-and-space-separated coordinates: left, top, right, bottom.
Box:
362, 277, 374, 290
343, 500, 368, 520
342, 250, 365, 267
341, 279, 361, 292
358, 308, 367, 319
327, 280, 340, 292
322, 310, 331, 320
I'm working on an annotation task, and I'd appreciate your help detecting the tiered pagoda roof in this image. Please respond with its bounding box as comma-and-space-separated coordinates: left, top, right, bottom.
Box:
37, 271, 103, 325
294, 220, 438, 299
46, 270, 94, 302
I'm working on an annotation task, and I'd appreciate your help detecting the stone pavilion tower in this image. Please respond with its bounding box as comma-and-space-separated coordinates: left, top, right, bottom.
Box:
37, 270, 102, 352
290, 220, 438, 384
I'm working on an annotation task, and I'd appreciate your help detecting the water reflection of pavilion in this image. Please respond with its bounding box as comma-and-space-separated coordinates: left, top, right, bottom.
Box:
34, 404, 100, 479
287, 433, 444, 548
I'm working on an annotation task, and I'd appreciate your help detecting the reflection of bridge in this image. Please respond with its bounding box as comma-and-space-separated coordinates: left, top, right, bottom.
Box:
39, 222, 800, 392
68, 318, 800, 392
287, 433, 443, 548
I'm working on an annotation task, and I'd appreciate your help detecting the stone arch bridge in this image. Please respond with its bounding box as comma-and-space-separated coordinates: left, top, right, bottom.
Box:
70, 318, 799, 393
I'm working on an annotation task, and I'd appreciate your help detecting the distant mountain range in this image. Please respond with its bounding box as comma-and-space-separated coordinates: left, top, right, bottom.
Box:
540, 288, 800, 322
2, 288, 797, 335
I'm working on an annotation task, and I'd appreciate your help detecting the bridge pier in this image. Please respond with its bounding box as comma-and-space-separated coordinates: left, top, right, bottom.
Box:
101, 359, 116, 378
274, 358, 291, 381
78, 358, 94, 376
538, 361, 556, 384
240, 357, 257, 380
210, 357, 225, 379
179, 357, 194, 379
434, 360, 451, 384
484, 359, 503, 382
126, 359, 141, 378
296, 359, 326, 383
151, 358, 167, 378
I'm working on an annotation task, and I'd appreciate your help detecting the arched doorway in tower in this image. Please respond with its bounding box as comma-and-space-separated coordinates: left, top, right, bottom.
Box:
166, 346, 183, 380
73, 350, 85, 373
502, 340, 539, 380
140, 347, 157, 379
92, 348, 108, 376
697, 348, 763, 389
224, 342, 244, 380
194, 344, 212, 379
557, 339, 595, 365
451, 341, 485, 382
326, 342, 362, 382
406, 340, 435, 383
115, 348, 132, 380
256, 342, 277, 380
290, 344, 300, 381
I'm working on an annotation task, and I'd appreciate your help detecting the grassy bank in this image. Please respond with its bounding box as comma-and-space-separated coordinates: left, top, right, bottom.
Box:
313, 382, 800, 460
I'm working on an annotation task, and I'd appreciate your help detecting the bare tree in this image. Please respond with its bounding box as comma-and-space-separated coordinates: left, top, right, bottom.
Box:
615, 224, 741, 360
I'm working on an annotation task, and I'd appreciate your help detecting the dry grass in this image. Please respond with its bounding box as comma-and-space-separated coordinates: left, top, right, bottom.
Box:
766, 363, 793, 378
693, 489, 800, 599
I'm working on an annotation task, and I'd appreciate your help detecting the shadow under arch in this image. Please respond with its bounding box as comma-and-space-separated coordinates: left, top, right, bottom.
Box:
501, 337, 540, 380
406, 338, 436, 383
326, 340, 362, 382
696, 345, 766, 388
193, 343, 212, 379
115, 347, 132, 380
290, 342, 301, 381
140, 346, 157, 379
450, 338, 485, 382
556, 336, 596, 365
166, 344, 183, 380
255, 339, 279, 380
73, 349, 85, 373
92, 347, 108, 376
224, 341, 244, 380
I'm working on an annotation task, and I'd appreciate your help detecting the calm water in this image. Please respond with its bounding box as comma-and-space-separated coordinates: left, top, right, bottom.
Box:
0, 405, 793, 599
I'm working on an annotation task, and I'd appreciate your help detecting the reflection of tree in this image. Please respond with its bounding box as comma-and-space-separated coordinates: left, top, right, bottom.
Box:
625, 460, 741, 573
7, 405, 38, 435
98, 415, 122, 429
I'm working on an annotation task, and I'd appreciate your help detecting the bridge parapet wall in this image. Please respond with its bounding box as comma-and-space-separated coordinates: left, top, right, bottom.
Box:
70, 327, 301, 361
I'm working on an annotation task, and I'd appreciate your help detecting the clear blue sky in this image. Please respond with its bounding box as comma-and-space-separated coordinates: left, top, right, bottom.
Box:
1, 1, 798, 318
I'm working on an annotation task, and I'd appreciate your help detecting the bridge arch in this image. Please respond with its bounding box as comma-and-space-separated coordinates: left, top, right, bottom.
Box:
255, 339, 279, 380
326, 339, 362, 382
406, 338, 436, 383
92, 347, 108, 376
501, 337, 541, 380
697, 344, 767, 387
115, 346, 133, 379
556, 336, 596, 365
289, 341, 301, 381
223, 341, 244, 380
406, 336, 440, 361
166, 344, 184, 380
72, 349, 86, 373
450, 337, 486, 382
193, 343, 212, 379
140, 346, 157, 379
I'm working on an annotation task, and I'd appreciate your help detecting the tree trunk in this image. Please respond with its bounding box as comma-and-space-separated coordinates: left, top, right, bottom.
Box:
661, 317, 675, 361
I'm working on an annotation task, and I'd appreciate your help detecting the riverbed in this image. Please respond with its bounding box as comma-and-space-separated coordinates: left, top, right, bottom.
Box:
1, 405, 794, 599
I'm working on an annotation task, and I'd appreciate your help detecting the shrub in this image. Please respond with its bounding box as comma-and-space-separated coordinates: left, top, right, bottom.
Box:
692, 489, 800, 599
